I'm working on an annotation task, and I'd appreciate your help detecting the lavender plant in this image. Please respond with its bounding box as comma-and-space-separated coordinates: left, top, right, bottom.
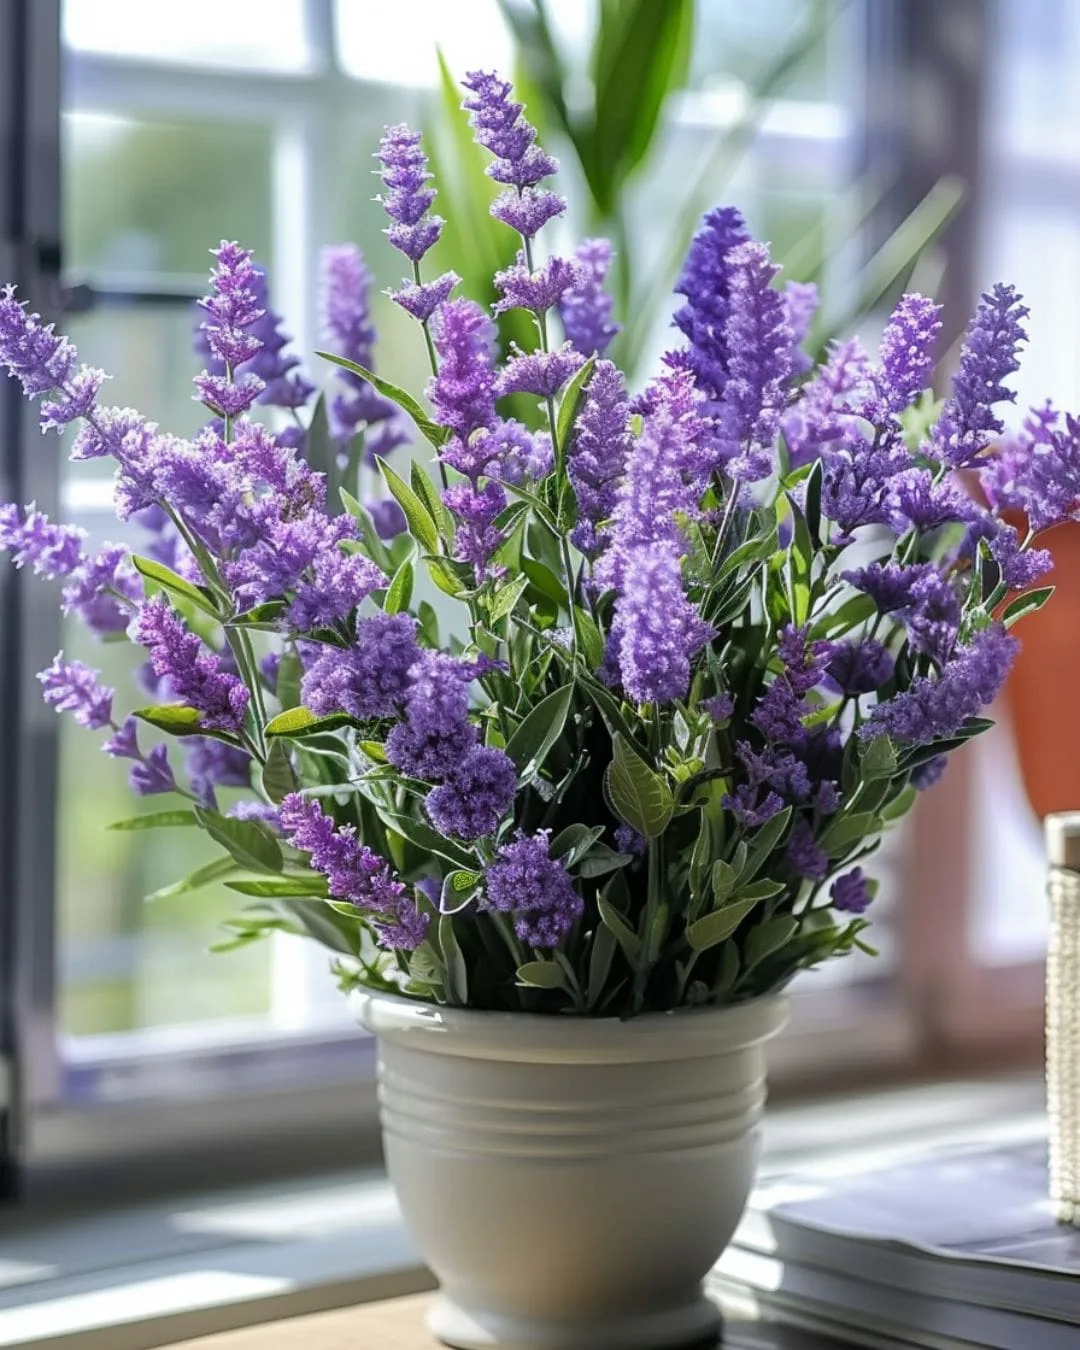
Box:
1, 73, 1075, 1016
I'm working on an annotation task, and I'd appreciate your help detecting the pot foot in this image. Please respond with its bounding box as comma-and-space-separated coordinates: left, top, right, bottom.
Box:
427, 1293, 722, 1350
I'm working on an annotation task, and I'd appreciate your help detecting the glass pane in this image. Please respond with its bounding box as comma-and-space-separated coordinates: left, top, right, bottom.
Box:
64, 112, 275, 279
690, 0, 834, 100
63, 0, 312, 72
336, 0, 512, 87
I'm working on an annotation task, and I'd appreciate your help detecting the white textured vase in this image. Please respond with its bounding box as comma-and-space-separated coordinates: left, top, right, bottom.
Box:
357, 992, 788, 1350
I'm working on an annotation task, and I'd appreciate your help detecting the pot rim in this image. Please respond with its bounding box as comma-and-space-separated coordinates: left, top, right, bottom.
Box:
353, 989, 788, 1064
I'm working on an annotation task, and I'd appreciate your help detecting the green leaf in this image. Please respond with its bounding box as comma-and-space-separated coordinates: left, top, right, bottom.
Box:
881, 783, 917, 823
573, 605, 605, 670
261, 738, 299, 805
744, 916, 800, 971
437, 914, 468, 1005
860, 735, 897, 782
516, 960, 570, 991
586, 920, 618, 1011
521, 556, 565, 605
597, 894, 642, 965
550, 823, 606, 865
411, 458, 454, 541
264, 706, 353, 738
489, 572, 530, 625
384, 556, 414, 614
376, 456, 441, 553
555, 354, 597, 451
821, 811, 882, 854
426, 555, 473, 598
590, 0, 694, 210
737, 879, 786, 904
418, 599, 440, 647
686, 899, 758, 952
318, 353, 450, 450
739, 807, 793, 885
133, 704, 213, 739
225, 875, 329, 898
338, 489, 393, 572
604, 733, 673, 840
505, 684, 574, 778
714, 942, 740, 999
275, 648, 302, 711
717, 527, 779, 582
376, 809, 477, 871
302, 391, 335, 488
108, 810, 198, 831
711, 858, 739, 903
577, 843, 634, 878
146, 855, 239, 903
132, 554, 219, 618
1001, 585, 1054, 628
194, 807, 284, 874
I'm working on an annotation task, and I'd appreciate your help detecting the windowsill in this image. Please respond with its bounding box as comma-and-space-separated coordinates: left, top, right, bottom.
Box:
0, 1073, 1047, 1350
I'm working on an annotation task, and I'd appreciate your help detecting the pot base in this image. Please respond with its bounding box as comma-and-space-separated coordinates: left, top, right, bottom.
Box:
427, 1292, 722, 1350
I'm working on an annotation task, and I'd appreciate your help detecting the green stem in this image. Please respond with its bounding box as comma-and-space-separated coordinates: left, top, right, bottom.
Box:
412, 261, 448, 492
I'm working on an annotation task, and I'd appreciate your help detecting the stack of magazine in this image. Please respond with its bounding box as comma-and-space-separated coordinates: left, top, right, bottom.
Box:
709, 1134, 1080, 1348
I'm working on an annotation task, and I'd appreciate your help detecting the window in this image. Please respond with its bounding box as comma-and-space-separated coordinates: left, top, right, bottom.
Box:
3, 0, 1056, 1199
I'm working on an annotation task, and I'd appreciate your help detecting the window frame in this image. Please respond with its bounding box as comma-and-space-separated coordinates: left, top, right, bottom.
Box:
1, 0, 1045, 1203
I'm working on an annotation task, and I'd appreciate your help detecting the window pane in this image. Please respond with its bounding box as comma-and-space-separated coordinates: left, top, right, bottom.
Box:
336, 0, 512, 87
64, 113, 275, 279
63, 0, 312, 72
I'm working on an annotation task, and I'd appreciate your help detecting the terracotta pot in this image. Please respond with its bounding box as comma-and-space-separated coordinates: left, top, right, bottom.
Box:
356, 992, 787, 1350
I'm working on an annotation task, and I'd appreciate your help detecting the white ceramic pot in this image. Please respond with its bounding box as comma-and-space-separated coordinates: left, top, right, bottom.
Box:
357, 992, 788, 1350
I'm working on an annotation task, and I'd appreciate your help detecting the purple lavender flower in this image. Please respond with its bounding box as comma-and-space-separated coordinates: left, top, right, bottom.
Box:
782, 281, 819, 376
609, 545, 712, 703
988, 521, 1053, 590
703, 692, 735, 724
711, 241, 794, 482
429, 299, 497, 442
385, 651, 479, 780
726, 741, 813, 821
133, 594, 249, 734
911, 755, 948, 791
198, 242, 264, 368
366, 496, 408, 541
376, 125, 443, 263
567, 359, 631, 555
245, 268, 315, 410
443, 479, 506, 576
495, 343, 584, 399
103, 715, 141, 760
820, 432, 910, 540
594, 370, 709, 593
491, 187, 565, 240
229, 800, 282, 830
825, 639, 894, 696
485, 830, 583, 949
615, 824, 647, 857
786, 817, 829, 880
831, 868, 872, 914
863, 624, 1017, 744
279, 794, 427, 950
781, 338, 871, 468
37, 654, 113, 729
886, 466, 974, 534
559, 238, 620, 357
670, 205, 752, 401
904, 569, 960, 665
391, 273, 459, 324
843, 560, 927, 614
494, 252, 580, 316
462, 70, 558, 190
426, 744, 517, 840
931, 283, 1029, 467
40, 366, 107, 433
186, 738, 252, 799
130, 743, 177, 796
0, 503, 85, 578
877, 293, 942, 413
751, 625, 832, 743
982, 402, 1080, 533
301, 614, 419, 720
319, 243, 399, 444
491, 420, 553, 486
0, 284, 79, 397
61, 543, 141, 637
288, 548, 385, 631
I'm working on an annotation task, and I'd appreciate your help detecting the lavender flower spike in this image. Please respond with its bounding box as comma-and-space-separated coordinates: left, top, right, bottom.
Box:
194, 242, 265, 418
0, 503, 85, 578
132, 594, 249, 734
428, 298, 497, 443
485, 830, 583, 948
931, 282, 1029, 467
567, 358, 632, 555
376, 124, 444, 264
462, 70, 558, 190
318, 243, 400, 446
559, 238, 620, 358
670, 205, 752, 401
877, 293, 942, 413
37, 654, 113, 729
0, 286, 107, 433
